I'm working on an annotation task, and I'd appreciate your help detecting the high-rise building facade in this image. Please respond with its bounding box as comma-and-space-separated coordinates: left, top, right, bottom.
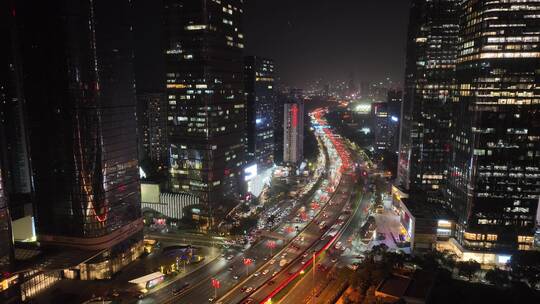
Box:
164, 0, 247, 213
1, 0, 32, 222
398, 0, 459, 204
283, 101, 304, 164
1, 4, 24, 301
137, 93, 168, 171
387, 89, 403, 154
372, 100, 401, 154
15, 1, 142, 253
244, 56, 275, 169
274, 91, 289, 164
373, 102, 391, 153
448, 0, 540, 254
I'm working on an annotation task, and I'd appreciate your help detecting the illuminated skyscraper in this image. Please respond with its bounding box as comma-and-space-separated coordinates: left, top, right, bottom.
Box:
387, 89, 403, 154
398, 0, 459, 205
137, 92, 168, 171
448, 0, 540, 254
373, 102, 391, 153
244, 56, 275, 169
164, 0, 247, 215
13, 0, 143, 272
283, 101, 304, 165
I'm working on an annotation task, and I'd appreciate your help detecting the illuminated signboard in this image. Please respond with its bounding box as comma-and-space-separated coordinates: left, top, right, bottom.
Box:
291, 104, 298, 127
244, 164, 258, 181
355, 104, 371, 114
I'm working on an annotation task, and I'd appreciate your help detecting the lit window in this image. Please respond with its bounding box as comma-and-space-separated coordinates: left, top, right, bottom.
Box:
185, 25, 207, 31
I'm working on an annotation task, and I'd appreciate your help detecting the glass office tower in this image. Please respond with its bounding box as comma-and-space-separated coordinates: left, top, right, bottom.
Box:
16, 0, 142, 250
449, 0, 540, 253
244, 56, 276, 169
0, 3, 23, 300
164, 0, 247, 215
398, 0, 459, 205
0, 0, 32, 223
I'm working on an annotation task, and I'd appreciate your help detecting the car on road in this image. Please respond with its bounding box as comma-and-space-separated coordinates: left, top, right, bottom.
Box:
227, 255, 234, 260
262, 269, 270, 275
245, 287, 254, 293
233, 275, 239, 280
240, 286, 248, 292
317, 264, 329, 272
272, 271, 278, 276
173, 283, 190, 295
209, 297, 215, 302
302, 253, 308, 258
269, 259, 276, 265
253, 272, 260, 277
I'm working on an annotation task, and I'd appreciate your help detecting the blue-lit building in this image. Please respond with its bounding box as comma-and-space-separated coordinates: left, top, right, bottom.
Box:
244, 56, 276, 169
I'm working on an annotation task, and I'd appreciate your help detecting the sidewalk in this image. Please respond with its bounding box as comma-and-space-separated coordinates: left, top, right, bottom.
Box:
145, 249, 220, 296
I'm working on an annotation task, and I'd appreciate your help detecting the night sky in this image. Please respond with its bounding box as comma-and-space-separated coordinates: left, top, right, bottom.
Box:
244, 0, 411, 88
133, 0, 411, 92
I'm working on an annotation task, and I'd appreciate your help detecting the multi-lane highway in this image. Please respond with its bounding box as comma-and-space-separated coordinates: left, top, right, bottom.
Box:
212, 108, 358, 304
276, 188, 373, 304
137, 107, 357, 304
242, 173, 355, 304
136, 110, 331, 304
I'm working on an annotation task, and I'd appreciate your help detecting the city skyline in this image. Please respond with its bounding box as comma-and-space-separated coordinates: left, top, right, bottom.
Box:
244, 0, 411, 87
1, 0, 540, 303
